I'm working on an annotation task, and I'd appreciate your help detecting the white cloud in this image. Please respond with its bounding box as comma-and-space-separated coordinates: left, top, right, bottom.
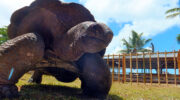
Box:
0, 0, 179, 54
79, 0, 180, 54
0, 0, 69, 27
80, 0, 179, 23
0, 0, 35, 27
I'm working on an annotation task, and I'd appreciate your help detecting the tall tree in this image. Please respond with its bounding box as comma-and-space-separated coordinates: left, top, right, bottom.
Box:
121, 30, 152, 53
0, 26, 8, 44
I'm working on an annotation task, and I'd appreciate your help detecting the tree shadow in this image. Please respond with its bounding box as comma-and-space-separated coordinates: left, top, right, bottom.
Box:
10, 84, 123, 100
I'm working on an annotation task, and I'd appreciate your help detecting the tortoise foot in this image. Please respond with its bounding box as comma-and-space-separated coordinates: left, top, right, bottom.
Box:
77, 53, 112, 99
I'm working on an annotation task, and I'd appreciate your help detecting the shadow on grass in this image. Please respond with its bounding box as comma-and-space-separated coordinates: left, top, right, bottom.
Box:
7, 84, 123, 100
108, 95, 123, 100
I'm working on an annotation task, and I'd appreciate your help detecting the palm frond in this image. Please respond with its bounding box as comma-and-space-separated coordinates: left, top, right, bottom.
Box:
138, 32, 143, 37
122, 38, 132, 48
138, 49, 152, 52
131, 30, 138, 48
145, 38, 152, 44
122, 39, 127, 46
166, 12, 180, 18
122, 38, 133, 53
165, 8, 180, 14
119, 50, 129, 53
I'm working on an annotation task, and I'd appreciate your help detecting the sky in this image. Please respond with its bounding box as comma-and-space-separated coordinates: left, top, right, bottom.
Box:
0, 0, 180, 54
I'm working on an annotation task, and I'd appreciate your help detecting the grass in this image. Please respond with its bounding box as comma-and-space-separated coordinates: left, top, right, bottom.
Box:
4, 73, 180, 100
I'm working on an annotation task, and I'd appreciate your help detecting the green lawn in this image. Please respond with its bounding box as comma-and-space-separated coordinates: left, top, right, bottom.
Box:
4, 73, 180, 100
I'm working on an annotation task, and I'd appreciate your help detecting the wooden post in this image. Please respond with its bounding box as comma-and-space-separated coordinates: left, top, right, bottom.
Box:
173, 50, 177, 85
165, 51, 168, 85
118, 54, 121, 82
107, 55, 109, 65
157, 51, 160, 85
122, 55, 126, 83
143, 52, 146, 84
136, 53, 139, 84
130, 53, 132, 85
149, 52, 152, 85
177, 50, 180, 80
112, 54, 115, 82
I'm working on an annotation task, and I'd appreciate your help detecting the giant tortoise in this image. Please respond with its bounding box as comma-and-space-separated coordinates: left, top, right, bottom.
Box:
0, 0, 113, 98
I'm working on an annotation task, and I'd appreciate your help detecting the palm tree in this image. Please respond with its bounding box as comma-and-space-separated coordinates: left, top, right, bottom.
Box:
0, 26, 8, 44
165, 8, 180, 44
121, 30, 152, 54
177, 34, 180, 44
165, 7, 180, 18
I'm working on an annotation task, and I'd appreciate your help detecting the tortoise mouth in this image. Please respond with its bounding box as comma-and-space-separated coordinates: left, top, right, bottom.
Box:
80, 34, 112, 53
85, 31, 113, 45
86, 36, 107, 44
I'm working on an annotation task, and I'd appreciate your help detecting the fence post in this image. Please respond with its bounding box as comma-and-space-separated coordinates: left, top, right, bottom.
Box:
118, 54, 121, 83
122, 54, 126, 83
143, 52, 146, 84
157, 51, 160, 85
107, 55, 109, 65
165, 51, 168, 85
130, 53, 132, 85
112, 54, 115, 82
149, 52, 152, 85
178, 50, 180, 80
136, 53, 139, 84
173, 50, 177, 85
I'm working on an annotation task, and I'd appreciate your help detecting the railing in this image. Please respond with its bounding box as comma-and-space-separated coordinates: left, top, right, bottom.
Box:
104, 50, 180, 85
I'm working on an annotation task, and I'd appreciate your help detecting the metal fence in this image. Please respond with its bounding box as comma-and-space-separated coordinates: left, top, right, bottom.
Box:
104, 50, 180, 85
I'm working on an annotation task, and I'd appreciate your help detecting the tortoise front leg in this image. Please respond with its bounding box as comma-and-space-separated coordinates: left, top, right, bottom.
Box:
76, 53, 112, 98
0, 33, 44, 98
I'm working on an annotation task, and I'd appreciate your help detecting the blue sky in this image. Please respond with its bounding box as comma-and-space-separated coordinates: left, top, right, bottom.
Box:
0, 0, 179, 54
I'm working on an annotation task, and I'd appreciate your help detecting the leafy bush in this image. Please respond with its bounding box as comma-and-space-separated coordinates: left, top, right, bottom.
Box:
0, 26, 8, 44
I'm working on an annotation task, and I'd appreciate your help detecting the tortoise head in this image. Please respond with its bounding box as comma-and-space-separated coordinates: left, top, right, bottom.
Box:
67, 21, 113, 53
